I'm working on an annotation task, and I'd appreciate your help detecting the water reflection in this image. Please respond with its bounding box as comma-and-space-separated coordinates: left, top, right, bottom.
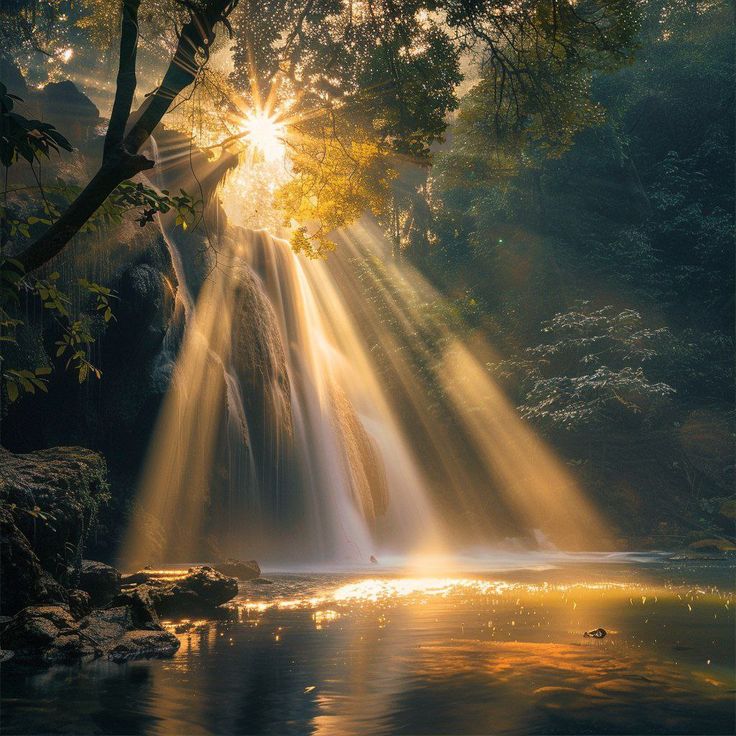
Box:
2, 563, 734, 735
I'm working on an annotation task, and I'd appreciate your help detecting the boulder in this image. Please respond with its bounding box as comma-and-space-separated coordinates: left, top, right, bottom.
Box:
128, 566, 239, 619
107, 630, 179, 663
214, 558, 261, 581
38, 81, 100, 144
0, 605, 93, 664
1, 603, 180, 664
177, 566, 239, 606
78, 606, 133, 649
121, 568, 155, 586
112, 585, 161, 629
79, 560, 121, 606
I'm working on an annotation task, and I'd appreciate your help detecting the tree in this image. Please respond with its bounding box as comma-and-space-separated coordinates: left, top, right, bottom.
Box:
1, 0, 639, 272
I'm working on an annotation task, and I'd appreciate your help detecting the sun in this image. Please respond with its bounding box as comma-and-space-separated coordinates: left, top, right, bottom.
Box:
243, 111, 285, 162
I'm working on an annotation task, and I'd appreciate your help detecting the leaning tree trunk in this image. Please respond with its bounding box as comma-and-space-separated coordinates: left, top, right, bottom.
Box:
15, 0, 239, 274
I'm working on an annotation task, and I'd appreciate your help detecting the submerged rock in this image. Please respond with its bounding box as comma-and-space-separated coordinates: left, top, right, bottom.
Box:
78, 560, 121, 606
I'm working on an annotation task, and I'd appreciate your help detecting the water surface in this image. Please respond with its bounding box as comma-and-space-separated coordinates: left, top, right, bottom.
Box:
2, 556, 734, 735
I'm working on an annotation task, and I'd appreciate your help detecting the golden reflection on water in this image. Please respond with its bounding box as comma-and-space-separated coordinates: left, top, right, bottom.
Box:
4, 570, 732, 736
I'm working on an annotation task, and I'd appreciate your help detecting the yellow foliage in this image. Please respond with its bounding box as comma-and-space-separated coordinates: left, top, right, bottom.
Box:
276, 132, 395, 258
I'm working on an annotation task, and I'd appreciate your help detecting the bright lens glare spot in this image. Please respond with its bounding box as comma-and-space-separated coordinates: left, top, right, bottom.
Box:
243, 111, 285, 162
60, 48, 74, 63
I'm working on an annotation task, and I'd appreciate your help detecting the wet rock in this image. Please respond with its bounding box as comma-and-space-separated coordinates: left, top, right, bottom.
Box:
67, 589, 92, 619
177, 566, 239, 606
213, 558, 261, 581
79, 560, 121, 606
0, 605, 93, 663
78, 606, 132, 649
584, 628, 607, 638
1, 603, 179, 664
112, 585, 161, 629
251, 578, 273, 585
107, 629, 179, 663
0, 650, 13, 663
121, 568, 154, 586
153, 566, 238, 618
1, 605, 75, 649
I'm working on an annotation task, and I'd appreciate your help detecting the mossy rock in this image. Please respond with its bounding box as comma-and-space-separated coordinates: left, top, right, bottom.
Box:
0, 446, 109, 587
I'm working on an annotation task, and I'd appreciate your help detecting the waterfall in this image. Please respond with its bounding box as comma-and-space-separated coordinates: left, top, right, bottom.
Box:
121, 205, 443, 567
120, 143, 610, 570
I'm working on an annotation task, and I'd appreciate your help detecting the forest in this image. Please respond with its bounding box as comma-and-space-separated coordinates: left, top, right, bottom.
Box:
0, 1, 733, 735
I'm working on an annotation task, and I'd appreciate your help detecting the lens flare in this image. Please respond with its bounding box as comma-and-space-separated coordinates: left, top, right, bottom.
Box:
243, 111, 285, 161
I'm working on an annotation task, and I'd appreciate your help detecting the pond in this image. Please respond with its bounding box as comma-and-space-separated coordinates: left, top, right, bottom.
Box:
2, 554, 734, 735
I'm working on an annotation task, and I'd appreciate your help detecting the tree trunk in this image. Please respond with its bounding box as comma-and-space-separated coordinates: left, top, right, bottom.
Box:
15, 0, 237, 274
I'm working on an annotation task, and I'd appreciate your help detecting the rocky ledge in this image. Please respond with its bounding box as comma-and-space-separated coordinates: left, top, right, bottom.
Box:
0, 564, 239, 664
1, 605, 178, 664
0, 445, 243, 666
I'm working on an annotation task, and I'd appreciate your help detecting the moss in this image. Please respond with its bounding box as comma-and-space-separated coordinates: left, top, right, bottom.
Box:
0, 446, 109, 584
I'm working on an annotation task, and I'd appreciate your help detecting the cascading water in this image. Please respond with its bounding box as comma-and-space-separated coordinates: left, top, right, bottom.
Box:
121, 144, 610, 571
121, 147, 443, 567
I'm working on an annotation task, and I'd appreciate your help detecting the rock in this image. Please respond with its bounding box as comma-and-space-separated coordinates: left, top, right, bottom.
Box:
251, 578, 273, 585
67, 589, 92, 619
112, 585, 161, 629
39, 81, 100, 144
584, 628, 607, 638
1, 605, 75, 649
78, 606, 133, 649
179, 566, 238, 605
121, 570, 154, 586
688, 538, 735, 554
0, 605, 93, 663
214, 558, 261, 581
132, 566, 239, 619
0, 507, 67, 615
0, 446, 108, 589
0, 603, 179, 664
0, 650, 13, 663
108, 630, 179, 663
79, 560, 121, 606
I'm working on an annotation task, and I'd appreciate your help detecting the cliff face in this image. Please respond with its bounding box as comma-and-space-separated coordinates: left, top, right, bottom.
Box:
0, 446, 108, 614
